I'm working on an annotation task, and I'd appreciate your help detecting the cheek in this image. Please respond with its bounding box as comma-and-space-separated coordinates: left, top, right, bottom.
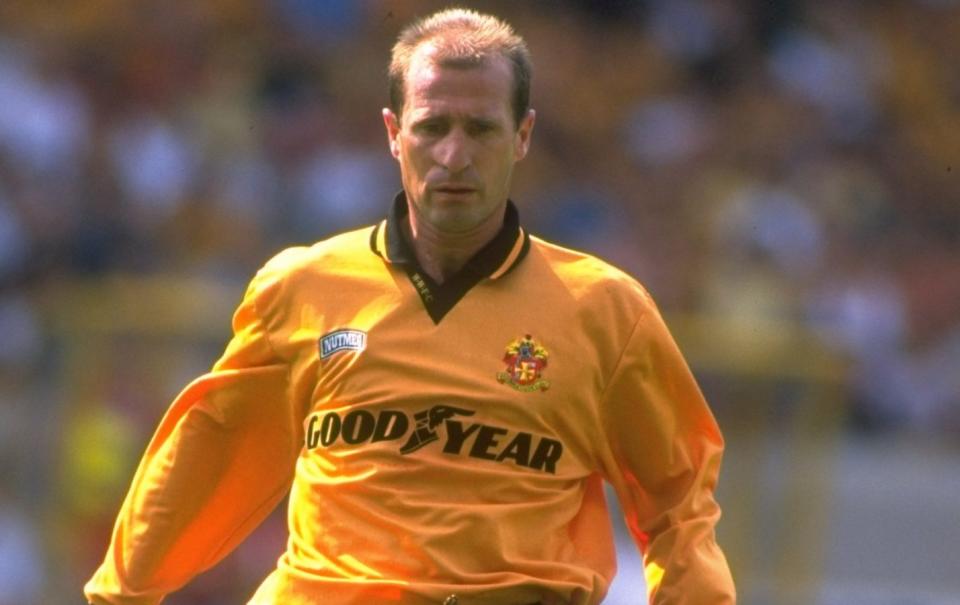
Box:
399, 146, 432, 189
401, 142, 429, 172
496, 150, 516, 181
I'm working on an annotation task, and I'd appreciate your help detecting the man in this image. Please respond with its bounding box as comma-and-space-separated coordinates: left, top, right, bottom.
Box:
85, 8, 735, 605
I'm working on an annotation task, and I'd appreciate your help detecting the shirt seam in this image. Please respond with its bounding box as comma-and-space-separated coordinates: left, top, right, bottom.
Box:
593, 305, 647, 478
250, 270, 290, 365
248, 268, 304, 420
597, 307, 647, 406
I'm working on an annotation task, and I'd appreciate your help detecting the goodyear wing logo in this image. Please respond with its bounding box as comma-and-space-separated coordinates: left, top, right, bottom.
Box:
320, 329, 367, 359
399, 405, 474, 454
304, 405, 565, 474
497, 334, 550, 392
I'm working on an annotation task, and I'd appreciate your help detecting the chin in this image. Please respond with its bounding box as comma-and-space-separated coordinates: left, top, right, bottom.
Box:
431, 213, 475, 233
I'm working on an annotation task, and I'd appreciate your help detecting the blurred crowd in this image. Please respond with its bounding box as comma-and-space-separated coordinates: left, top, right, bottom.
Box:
0, 1, 958, 603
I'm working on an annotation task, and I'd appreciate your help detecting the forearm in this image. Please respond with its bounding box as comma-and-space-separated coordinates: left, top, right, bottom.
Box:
644, 527, 735, 605
84, 366, 298, 604
639, 447, 735, 604
601, 303, 735, 603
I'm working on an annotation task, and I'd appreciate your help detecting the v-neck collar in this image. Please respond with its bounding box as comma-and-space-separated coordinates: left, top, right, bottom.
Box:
369, 192, 530, 324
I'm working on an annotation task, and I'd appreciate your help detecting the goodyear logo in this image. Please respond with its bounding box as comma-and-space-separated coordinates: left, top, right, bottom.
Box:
319, 329, 367, 359
305, 405, 564, 474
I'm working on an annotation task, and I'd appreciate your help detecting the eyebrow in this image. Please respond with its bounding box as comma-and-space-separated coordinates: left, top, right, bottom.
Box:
468, 117, 498, 128
409, 113, 501, 128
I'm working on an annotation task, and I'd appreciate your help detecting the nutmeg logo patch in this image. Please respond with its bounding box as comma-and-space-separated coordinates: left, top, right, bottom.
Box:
319, 329, 367, 359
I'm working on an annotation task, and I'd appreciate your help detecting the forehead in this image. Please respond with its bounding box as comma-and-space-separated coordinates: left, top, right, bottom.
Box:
404, 46, 514, 119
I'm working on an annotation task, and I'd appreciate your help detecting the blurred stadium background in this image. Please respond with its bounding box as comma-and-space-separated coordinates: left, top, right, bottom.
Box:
0, 1, 958, 604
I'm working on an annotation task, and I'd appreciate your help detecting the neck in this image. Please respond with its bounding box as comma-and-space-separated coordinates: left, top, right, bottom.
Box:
405, 204, 506, 284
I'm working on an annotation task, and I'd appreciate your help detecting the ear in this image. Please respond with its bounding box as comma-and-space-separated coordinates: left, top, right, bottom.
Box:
513, 109, 536, 161
382, 108, 401, 160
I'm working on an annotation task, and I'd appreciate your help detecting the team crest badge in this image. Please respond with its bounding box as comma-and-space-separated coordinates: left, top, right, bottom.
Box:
497, 335, 550, 392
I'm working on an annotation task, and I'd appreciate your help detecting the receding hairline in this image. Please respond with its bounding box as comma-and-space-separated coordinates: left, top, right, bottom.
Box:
388, 8, 532, 127
389, 8, 526, 72
405, 40, 516, 86
410, 38, 497, 70
396, 46, 517, 123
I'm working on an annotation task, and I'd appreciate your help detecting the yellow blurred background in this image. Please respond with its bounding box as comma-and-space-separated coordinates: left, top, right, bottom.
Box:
0, 1, 958, 604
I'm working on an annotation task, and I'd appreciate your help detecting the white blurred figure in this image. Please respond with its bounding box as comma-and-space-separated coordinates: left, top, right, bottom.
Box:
906, 324, 960, 430
0, 295, 42, 370
626, 96, 712, 168
647, 0, 731, 64
734, 185, 824, 278
808, 269, 912, 428
0, 195, 30, 284
0, 489, 44, 605
292, 147, 396, 238
108, 113, 199, 221
703, 182, 826, 323
0, 38, 90, 176
767, 21, 889, 141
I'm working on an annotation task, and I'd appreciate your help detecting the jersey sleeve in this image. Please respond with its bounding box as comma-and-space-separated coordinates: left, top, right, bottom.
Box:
84, 264, 305, 605
599, 297, 736, 604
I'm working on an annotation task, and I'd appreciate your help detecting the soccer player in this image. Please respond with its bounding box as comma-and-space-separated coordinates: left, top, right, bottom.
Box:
85, 8, 735, 605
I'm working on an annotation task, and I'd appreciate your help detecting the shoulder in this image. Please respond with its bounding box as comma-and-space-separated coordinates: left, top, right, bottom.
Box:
256, 225, 378, 281
527, 235, 656, 317
244, 225, 379, 301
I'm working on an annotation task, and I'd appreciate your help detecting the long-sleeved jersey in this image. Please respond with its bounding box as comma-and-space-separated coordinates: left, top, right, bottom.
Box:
85, 195, 735, 605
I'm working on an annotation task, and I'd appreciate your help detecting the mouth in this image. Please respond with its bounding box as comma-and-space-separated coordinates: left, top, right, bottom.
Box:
433, 184, 477, 195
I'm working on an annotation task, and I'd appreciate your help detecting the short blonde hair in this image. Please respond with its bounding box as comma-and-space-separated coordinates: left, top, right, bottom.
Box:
388, 8, 532, 128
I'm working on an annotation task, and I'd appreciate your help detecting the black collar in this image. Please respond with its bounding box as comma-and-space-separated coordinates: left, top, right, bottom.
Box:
370, 192, 530, 323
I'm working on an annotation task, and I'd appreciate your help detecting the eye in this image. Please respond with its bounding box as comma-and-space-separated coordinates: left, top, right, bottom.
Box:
415, 119, 447, 136
467, 121, 497, 137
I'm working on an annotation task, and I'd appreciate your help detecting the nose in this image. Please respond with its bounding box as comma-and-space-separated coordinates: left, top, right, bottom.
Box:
434, 128, 472, 174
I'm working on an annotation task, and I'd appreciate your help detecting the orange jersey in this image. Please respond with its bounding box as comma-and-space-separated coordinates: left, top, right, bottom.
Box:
85, 197, 735, 605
